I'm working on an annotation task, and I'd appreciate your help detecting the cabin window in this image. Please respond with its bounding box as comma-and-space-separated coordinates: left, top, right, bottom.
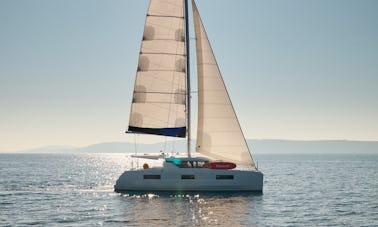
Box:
143, 175, 161, 179
181, 175, 195, 180
216, 175, 234, 180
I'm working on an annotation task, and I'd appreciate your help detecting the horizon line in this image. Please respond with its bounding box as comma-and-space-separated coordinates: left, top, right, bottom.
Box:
2, 138, 378, 153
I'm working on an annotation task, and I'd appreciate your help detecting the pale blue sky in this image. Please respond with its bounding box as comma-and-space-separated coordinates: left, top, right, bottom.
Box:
0, 0, 377, 151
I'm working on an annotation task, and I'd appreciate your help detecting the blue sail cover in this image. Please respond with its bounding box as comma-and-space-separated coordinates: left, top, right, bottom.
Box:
128, 126, 186, 138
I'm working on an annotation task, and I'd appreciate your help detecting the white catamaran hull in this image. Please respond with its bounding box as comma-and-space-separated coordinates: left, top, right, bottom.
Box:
116, 0, 264, 192
114, 168, 263, 192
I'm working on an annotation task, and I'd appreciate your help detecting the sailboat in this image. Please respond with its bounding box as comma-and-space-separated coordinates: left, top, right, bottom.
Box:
114, 0, 263, 192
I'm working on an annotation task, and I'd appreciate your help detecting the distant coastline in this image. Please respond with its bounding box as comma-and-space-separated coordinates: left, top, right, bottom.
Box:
2, 140, 378, 154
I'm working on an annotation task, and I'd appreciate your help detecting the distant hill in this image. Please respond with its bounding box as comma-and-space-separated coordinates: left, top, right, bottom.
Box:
3, 140, 378, 154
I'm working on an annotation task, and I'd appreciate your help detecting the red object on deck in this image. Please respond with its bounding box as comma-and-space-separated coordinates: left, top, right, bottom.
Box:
205, 162, 236, 170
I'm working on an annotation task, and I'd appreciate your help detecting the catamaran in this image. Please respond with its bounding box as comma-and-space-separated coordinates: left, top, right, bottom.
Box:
114, 0, 263, 192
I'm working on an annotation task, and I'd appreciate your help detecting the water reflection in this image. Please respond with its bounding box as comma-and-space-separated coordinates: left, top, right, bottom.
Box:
118, 192, 263, 226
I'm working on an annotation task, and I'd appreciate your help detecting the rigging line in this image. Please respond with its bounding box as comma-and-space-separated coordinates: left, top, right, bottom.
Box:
147, 14, 184, 19
138, 69, 186, 72
143, 39, 185, 42
163, 137, 167, 153
196, 63, 217, 65
133, 134, 139, 169
140, 52, 186, 56
140, 52, 185, 56
132, 101, 186, 104
172, 139, 176, 156
203, 145, 246, 148
134, 134, 139, 155
134, 91, 185, 95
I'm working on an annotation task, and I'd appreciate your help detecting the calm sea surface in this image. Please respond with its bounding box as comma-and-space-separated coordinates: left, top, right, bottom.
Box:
0, 153, 377, 226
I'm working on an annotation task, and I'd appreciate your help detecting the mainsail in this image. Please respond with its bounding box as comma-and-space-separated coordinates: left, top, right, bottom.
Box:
128, 0, 187, 137
192, 0, 255, 166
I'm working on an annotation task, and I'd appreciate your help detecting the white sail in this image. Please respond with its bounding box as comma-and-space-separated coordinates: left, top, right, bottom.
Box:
128, 0, 187, 137
192, 0, 255, 166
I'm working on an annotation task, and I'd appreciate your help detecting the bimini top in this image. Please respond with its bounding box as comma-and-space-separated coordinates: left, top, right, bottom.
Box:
165, 156, 210, 168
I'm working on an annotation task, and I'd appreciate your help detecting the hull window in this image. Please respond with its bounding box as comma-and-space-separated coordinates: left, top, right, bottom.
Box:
216, 175, 234, 180
143, 175, 161, 179
181, 175, 195, 180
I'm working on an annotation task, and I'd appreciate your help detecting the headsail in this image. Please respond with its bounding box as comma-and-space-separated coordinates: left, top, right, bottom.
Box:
192, 0, 255, 166
128, 0, 187, 138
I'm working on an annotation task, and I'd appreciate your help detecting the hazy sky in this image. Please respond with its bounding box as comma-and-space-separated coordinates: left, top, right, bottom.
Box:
0, 0, 377, 151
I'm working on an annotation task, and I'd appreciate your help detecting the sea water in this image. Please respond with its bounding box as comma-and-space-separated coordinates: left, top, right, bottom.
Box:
0, 153, 377, 226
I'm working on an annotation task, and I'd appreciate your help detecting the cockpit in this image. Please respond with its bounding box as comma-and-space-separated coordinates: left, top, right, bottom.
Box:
165, 157, 210, 168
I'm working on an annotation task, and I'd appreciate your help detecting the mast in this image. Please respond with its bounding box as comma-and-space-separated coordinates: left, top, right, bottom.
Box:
184, 0, 191, 158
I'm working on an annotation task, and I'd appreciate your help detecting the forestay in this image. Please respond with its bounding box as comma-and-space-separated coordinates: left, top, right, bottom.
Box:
192, 0, 255, 166
128, 0, 187, 137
